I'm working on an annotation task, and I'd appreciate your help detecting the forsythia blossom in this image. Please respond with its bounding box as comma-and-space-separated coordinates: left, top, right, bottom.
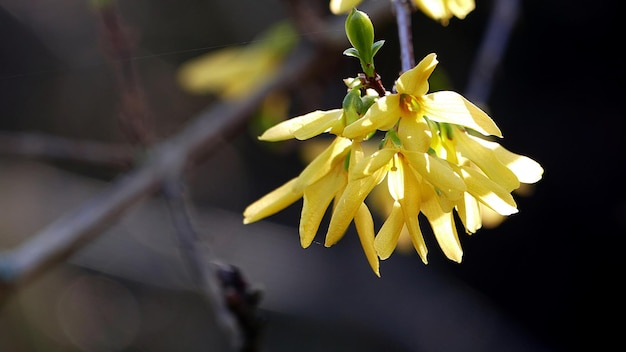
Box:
330, 0, 475, 25
177, 21, 297, 100
243, 52, 543, 276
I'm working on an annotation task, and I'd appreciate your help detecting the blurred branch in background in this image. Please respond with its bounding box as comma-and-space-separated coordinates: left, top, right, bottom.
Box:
464, 0, 520, 105
0, 131, 135, 170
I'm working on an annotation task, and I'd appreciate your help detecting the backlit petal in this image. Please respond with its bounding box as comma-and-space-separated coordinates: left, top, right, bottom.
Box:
387, 153, 404, 201
342, 95, 403, 139
325, 168, 386, 246
400, 159, 428, 263
374, 201, 405, 259
295, 137, 352, 192
396, 53, 438, 96
492, 144, 544, 184
403, 150, 466, 200
350, 147, 395, 180
456, 193, 482, 234
354, 203, 380, 277
461, 166, 518, 216
330, 0, 363, 14
259, 109, 343, 141
421, 184, 463, 262
447, 0, 475, 19
243, 178, 302, 224
421, 91, 502, 137
454, 130, 520, 191
300, 165, 347, 248
398, 116, 431, 152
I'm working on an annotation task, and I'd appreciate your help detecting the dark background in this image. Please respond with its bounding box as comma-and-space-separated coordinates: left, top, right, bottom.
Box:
1, 0, 624, 351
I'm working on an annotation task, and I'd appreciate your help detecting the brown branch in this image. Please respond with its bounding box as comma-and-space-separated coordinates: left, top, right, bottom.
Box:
464, 0, 520, 105
0, 131, 136, 169
95, 0, 154, 146
393, 0, 416, 73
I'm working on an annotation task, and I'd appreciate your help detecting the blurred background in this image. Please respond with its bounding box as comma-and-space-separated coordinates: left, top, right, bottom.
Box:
0, 0, 624, 351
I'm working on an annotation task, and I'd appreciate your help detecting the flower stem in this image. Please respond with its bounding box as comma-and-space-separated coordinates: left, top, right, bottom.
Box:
393, 0, 415, 73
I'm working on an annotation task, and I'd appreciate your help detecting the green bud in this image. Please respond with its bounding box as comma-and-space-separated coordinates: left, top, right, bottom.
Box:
342, 88, 362, 126
345, 8, 376, 76
359, 95, 377, 113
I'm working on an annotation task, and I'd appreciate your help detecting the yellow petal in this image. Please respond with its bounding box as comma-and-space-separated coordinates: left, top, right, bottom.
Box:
421, 91, 502, 137
300, 165, 347, 248
374, 201, 405, 260
421, 185, 463, 262
399, 159, 428, 263
177, 47, 243, 94
492, 144, 544, 184
294, 137, 352, 192
447, 0, 476, 20
350, 147, 395, 180
342, 95, 403, 139
387, 153, 404, 201
397, 115, 431, 152
243, 178, 302, 224
325, 168, 385, 246
330, 0, 363, 14
461, 166, 518, 216
455, 193, 482, 234
259, 109, 344, 141
396, 53, 438, 96
413, 0, 447, 22
454, 130, 520, 191
354, 203, 380, 277
413, 0, 474, 25
403, 150, 466, 200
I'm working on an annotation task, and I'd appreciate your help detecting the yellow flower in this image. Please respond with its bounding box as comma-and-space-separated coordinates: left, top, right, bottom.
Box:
330, 0, 362, 15
349, 117, 466, 263
429, 122, 544, 233
177, 21, 297, 100
413, 0, 475, 25
329, 0, 475, 26
244, 137, 382, 276
344, 53, 501, 140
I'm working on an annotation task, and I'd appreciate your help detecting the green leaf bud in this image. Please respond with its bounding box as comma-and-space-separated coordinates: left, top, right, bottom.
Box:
342, 88, 362, 126
345, 8, 376, 76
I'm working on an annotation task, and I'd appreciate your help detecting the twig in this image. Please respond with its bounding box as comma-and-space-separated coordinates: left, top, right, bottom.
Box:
162, 177, 246, 351
393, 0, 416, 73
464, 0, 520, 105
94, 0, 154, 146
0, 131, 135, 169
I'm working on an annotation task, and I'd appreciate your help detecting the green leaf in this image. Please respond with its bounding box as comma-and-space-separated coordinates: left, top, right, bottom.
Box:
343, 48, 360, 59
371, 40, 385, 57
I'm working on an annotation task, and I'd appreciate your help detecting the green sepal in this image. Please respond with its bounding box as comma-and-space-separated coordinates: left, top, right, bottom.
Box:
342, 88, 363, 126
343, 47, 360, 59
371, 40, 385, 57
387, 130, 403, 147
343, 150, 352, 172
359, 95, 377, 114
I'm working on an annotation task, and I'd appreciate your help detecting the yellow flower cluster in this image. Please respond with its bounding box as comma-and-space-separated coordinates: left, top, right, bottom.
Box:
243, 54, 543, 276
177, 21, 297, 100
330, 0, 475, 25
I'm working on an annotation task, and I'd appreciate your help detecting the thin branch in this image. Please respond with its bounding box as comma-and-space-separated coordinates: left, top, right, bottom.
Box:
0, 131, 136, 169
94, 0, 154, 146
162, 177, 247, 351
464, 0, 520, 105
393, 0, 416, 73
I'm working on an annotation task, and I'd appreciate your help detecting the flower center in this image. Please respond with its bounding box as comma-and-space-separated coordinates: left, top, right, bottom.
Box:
400, 94, 420, 115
